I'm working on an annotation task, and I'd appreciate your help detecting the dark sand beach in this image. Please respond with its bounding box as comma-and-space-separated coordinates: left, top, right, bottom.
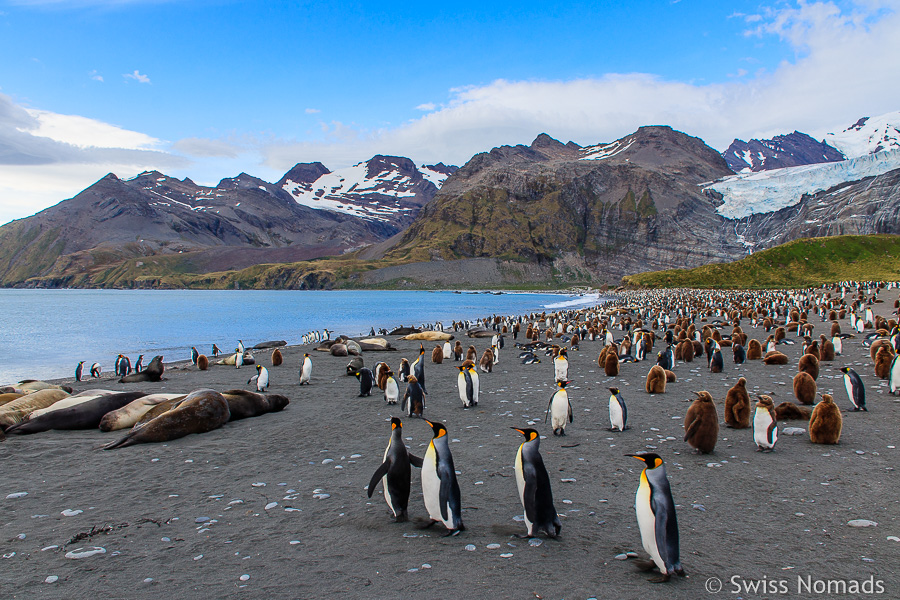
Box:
1, 293, 898, 599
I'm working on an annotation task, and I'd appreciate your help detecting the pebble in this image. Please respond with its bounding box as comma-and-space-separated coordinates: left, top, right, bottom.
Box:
312, 493, 330, 500
41, 545, 58, 551
407, 568, 419, 573
193, 555, 203, 561
887, 536, 899, 542
402, 533, 419, 538
44, 576, 58, 584
239, 575, 250, 581
486, 543, 501, 549
61, 509, 83, 517
627, 551, 639, 558
16, 533, 25, 540
151, 458, 160, 462
265, 502, 278, 510
228, 500, 244, 506
195, 517, 210, 523
706, 463, 722, 468
465, 544, 476, 551
562, 499, 573, 504
560, 478, 576, 483
421, 563, 431, 569
3, 552, 15, 559
251, 482, 266, 487
65, 547, 106, 559
692, 504, 706, 512
615, 553, 628, 560
848, 520, 877, 527
528, 538, 542, 547
290, 540, 301, 545
512, 515, 525, 522
143, 578, 153, 583
783, 427, 806, 435
161, 537, 170, 542
5, 492, 27, 499
322, 459, 334, 464
350, 454, 362, 459
500, 553, 513, 558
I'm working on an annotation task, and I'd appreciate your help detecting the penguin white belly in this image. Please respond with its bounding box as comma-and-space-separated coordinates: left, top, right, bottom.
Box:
385, 379, 399, 404
890, 357, 900, 395
753, 409, 775, 448
550, 391, 569, 430
470, 371, 480, 404
443, 342, 452, 359
300, 360, 312, 383
635, 473, 665, 572
514, 446, 533, 533
457, 374, 467, 406
609, 397, 623, 431
843, 375, 855, 406
421, 443, 448, 527
554, 359, 568, 382
382, 443, 396, 516
833, 336, 842, 355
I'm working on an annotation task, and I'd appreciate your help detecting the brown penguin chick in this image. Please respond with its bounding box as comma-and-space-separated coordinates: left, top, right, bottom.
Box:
798, 354, 819, 380
673, 341, 683, 361
804, 340, 821, 360
377, 366, 391, 391
809, 394, 843, 444
570, 334, 580, 350
747, 339, 763, 360
870, 339, 893, 362
692, 340, 704, 358
718, 338, 732, 347
453, 341, 463, 360
197, 354, 209, 371
724, 377, 751, 428
874, 345, 895, 379
479, 349, 494, 373
830, 321, 842, 337
774, 326, 786, 342
819, 335, 835, 361
466, 345, 478, 362
793, 371, 817, 405
665, 369, 677, 383
680, 340, 695, 363
763, 351, 789, 365
597, 346, 609, 367
683, 391, 719, 454
271, 348, 283, 367
604, 351, 619, 377
645, 365, 667, 393
431, 346, 443, 364
774, 402, 812, 420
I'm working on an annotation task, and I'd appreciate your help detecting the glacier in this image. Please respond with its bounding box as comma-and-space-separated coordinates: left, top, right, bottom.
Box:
706, 149, 900, 220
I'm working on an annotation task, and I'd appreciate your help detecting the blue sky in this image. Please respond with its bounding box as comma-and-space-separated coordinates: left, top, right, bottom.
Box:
1, 0, 899, 223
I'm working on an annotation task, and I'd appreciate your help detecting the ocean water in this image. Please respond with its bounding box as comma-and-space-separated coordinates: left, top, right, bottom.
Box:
0, 289, 604, 384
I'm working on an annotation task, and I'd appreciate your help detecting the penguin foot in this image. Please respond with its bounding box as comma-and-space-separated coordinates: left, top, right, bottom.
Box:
442, 529, 462, 537
633, 559, 657, 572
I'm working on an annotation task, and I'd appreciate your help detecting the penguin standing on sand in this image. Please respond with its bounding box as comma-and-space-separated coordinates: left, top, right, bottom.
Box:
402, 375, 425, 417
467, 365, 480, 406
134, 355, 144, 373
191, 347, 199, 365
356, 368, 374, 397
421, 419, 465, 535
211, 344, 221, 357
90, 363, 102, 378
627, 452, 684, 583
608, 387, 628, 431
546, 380, 573, 436
554, 348, 569, 382
753, 395, 778, 451
890, 355, 900, 396
367, 417, 423, 522
247, 364, 269, 392
840, 366, 866, 411
457, 366, 475, 408
237, 340, 245, 354
121, 355, 132, 376
709, 346, 724, 373
383, 370, 399, 405
234, 348, 244, 369
412, 345, 427, 394
299, 353, 312, 385
115, 354, 125, 376
512, 427, 561, 538
398, 358, 410, 382
75, 361, 85, 382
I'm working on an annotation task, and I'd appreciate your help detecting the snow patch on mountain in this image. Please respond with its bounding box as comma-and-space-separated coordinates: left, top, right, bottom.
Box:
580, 138, 635, 161
824, 111, 900, 158
707, 149, 900, 220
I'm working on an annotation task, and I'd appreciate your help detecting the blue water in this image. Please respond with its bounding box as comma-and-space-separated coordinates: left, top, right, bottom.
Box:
0, 289, 603, 383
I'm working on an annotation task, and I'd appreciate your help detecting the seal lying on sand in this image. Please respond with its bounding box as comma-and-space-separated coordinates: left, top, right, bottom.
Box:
398, 331, 454, 342
6, 392, 147, 434
119, 356, 165, 383
99, 393, 186, 431
103, 389, 231, 450
252, 340, 287, 350
0, 389, 70, 430
221, 390, 290, 421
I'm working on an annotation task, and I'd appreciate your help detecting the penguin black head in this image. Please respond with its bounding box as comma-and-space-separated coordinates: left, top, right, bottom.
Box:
839, 366, 851, 374
609, 387, 619, 395
557, 380, 570, 389
304, 353, 310, 358
390, 417, 402, 430
256, 364, 262, 372
512, 427, 539, 442
457, 366, 465, 372
424, 419, 447, 438
419, 344, 425, 354
627, 452, 664, 469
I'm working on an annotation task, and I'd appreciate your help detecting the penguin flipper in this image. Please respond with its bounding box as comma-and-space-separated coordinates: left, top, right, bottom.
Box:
766, 421, 777, 446
367, 461, 391, 498
408, 453, 423, 469
568, 401, 574, 424
650, 488, 679, 574
522, 466, 539, 526
683, 418, 700, 442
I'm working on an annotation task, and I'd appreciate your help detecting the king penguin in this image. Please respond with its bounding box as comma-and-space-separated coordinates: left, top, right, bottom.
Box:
421, 419, 465, 535
383, 370, 400, 405
554, 348, 569, 382
90, 363, 102, 378
247, 364, 269, 392
234, 348, 244, 369
402, 375, 425, 417
546, 380, 573, 436
75, 361, 85, 382
889, 355, 900, 396
840, 366, 866, 411
191, 347, 199, 365
608, 387, 628, 431
299, 353, 312, 385
467, 365, 480, 406
134, 354, 144, 373
356, 367, 374, 397
753, 395, 778, 451
412, 344, 427, 394
627, 452, 684, 583
457, 366, 475, 408
367, 417, 423, 522
512, 428, 561, 538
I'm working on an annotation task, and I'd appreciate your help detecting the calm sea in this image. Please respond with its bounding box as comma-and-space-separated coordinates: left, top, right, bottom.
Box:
0, 289, 605, 383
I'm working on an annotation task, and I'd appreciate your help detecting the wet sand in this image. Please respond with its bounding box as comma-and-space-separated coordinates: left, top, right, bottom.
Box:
1, 296, 898, 599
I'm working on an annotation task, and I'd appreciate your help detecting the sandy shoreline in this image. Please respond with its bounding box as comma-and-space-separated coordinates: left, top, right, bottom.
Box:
1, 291, 898, 599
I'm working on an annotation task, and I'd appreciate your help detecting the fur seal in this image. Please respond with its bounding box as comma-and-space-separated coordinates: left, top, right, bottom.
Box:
221, 389, 289, 420
399, 331, 454, 342
330, 343, 349, 357
103, 389, 231, 449
119, 355, 165, 383
0, 389, 70, 430
684, 391, 719, 454
6, 392, 147, 434
346, 356, 364, 375
809, 394, 842, 444
99, 394, 186, 431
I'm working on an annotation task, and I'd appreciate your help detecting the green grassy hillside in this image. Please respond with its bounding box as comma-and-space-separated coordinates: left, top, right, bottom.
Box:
622, 234, 900, 288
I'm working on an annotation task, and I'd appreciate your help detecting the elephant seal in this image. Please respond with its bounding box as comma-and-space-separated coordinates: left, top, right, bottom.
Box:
346, 340, 362, 355
389, 327, 421, 336
221, 390, 290, 421
346, 356, 364, 375
6, 392, 147, 434
252, 340, 287, 349
0, 392, 25, 408
99, 394, 186, 431
15, 380, 73, 393
0, 389, 70, 430
218, 351, 255, 366
330, 343, 349, 357
465, 328, 494, 339
133, 397, 182, 427
356, 338, 397, 351
398, 331, 454, 342
24, 390, 117, 421
103, 389, 230, 450
119, 356, 164, 383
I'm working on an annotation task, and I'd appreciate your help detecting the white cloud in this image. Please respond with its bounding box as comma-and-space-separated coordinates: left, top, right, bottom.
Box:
171, 137, 241, 158
123, 70, 150, 84
89, 70, 103, 82
415, 103, 436, 111
304, 108, 321, 114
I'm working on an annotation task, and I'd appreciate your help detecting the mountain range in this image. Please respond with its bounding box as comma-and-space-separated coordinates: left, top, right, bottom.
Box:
0, 111, 897, 288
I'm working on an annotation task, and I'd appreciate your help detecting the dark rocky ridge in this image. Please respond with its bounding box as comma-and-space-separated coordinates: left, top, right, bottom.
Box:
724, 131, 845, 172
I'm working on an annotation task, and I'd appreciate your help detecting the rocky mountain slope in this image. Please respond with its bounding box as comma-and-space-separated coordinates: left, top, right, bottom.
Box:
723, 131, 844, 172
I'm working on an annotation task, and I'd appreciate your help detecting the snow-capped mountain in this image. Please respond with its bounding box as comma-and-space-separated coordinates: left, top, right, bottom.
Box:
707, 149, 900, 220
824, 112, 900, 158
277, 156, 456, 232
722, 131, 844, 173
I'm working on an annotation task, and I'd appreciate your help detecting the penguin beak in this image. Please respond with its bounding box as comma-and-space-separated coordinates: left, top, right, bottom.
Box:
511, 427, 525, 435
625, 454, 646, 462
